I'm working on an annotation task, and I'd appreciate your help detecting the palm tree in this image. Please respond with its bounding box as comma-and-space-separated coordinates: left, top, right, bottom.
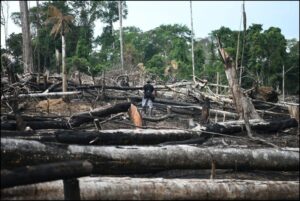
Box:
45, 5, 74, 93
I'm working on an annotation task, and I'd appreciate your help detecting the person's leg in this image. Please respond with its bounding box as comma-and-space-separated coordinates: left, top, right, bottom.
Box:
148, 100, 153, 116
142, 98, 149, 114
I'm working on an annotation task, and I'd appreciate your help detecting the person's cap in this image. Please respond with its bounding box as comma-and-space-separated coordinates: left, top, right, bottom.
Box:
147, 80, 151, 83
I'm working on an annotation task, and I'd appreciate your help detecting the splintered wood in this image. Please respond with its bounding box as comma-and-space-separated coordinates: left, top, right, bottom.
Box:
128, 104, 143, 127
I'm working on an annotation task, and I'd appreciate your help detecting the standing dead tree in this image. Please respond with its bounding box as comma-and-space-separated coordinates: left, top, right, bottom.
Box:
217, 36, 260, 121
216, 37, 283, 147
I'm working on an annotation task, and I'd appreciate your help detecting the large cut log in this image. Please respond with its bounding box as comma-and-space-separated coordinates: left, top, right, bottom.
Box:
69, 102, 131, 127
1, 138, 299, 172
1, 161, 93, 189
1, 177, 298, 200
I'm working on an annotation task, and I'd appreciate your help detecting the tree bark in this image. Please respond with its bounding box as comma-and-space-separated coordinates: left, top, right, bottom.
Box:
1, 177, 298, 200
1, 160, 93, 189
2, 138, 299, 172
19, 0, 33, 74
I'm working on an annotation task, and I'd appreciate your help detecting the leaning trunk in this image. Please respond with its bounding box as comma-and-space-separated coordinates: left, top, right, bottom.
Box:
217, 38, 260, 120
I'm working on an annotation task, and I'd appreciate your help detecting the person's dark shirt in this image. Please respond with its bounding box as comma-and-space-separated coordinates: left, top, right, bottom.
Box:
143, 83, 154, 99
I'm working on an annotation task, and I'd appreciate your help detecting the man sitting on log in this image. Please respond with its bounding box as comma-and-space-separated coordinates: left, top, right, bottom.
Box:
142, 80, 155, 116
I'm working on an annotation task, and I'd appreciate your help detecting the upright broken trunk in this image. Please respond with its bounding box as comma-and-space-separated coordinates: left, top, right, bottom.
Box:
217, 37, 260, 120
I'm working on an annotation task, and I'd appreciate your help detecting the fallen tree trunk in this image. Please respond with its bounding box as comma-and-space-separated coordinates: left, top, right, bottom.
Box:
69, 102, 131, 127
1, 177, 298, 200
1, 91, 81, 100
1, 130, 57, 142
71, 81, 198, 91
204, 118, 299, 134
2, 138, 298, 172
2, 117, 298, 144
55, 129, 203, 145
1, 160, 93, 189
1, 120, 70, 130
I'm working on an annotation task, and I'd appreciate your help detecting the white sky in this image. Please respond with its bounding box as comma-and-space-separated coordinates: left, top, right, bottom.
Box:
1, 1, 299, 48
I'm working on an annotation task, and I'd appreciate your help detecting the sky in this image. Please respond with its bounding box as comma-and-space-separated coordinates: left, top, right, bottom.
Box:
1, 1, 299, 48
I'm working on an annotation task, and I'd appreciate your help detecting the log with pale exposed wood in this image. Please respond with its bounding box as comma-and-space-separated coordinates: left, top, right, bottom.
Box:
1, 177, 298, 200
69, 102, 131, 127
2, 138, 298, 172
1, 160, 93, 189
1, 91, 81, 100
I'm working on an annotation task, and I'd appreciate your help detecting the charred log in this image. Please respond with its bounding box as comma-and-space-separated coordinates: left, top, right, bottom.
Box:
1, 160, 93, 189
1, 120, 70, 130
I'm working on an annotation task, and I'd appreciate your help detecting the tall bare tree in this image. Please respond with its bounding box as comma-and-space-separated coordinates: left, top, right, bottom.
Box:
118, 1, 124, 71
190, 1, 195, 83
36, 0, 41, 80
1, 1, 9, 49
45, 6, 74, 93
19, 0, 34, 74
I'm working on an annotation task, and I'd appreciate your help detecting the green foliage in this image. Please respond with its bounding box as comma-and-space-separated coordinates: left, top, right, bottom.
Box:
76, 38, 90, 58
145, 54, 165, 75
5, 1, 298, 95
70, 56, 90, 73
6, 33, 22, 58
